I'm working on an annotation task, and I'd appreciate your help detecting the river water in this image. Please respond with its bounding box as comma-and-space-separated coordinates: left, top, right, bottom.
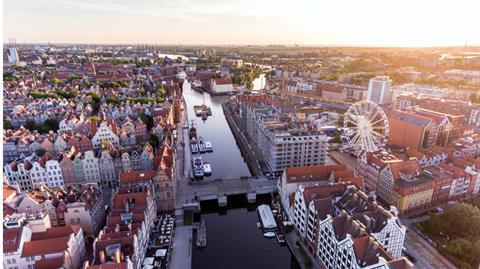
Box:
182, 81, 296, 269
182, 80, 251, 180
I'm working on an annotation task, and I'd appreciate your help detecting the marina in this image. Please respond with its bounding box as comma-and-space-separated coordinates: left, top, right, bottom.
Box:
183, 81, 250, 180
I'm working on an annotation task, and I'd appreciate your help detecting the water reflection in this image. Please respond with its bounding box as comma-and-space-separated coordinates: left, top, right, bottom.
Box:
182, 81, 251, 180
192, 195, 297, 269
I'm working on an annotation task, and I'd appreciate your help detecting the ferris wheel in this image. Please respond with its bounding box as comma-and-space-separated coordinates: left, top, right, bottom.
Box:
343, 100, 389, 153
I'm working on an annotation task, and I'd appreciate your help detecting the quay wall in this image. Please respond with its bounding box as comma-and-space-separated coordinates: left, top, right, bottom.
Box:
222, 103, 263, 177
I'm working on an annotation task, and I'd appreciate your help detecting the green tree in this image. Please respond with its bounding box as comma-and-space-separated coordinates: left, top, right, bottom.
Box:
35, 124, 50, 134
35, 148, 47, 157
4, 119, 13, 130
44, 118, 59, 132
139, 114, 153, 130
25, 119, 37, 131
52, 78, 62, 84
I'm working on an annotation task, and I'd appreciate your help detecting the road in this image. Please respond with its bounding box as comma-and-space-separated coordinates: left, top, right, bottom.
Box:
404, 231, 457, 269
329, 150, 358, 170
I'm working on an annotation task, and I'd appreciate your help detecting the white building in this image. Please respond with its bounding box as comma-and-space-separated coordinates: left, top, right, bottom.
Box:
82, 151, 101, 184
210, 77, 234, 94
367, 76, 392, 105
46, 160, 65, 188
91, 122, 120, 149
3, 216, 86, 269
30, 162, 48, 188
291, 184, 407, 262
6, 48, 19, 64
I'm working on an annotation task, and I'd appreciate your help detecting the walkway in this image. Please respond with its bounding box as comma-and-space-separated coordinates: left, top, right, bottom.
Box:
170, 226, 193, 269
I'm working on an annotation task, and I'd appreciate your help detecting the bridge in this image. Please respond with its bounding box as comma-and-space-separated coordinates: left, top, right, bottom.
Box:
179, 176, 278, 210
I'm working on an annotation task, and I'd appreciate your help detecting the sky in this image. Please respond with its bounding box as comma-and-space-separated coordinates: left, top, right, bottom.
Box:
4, 0, 480, 46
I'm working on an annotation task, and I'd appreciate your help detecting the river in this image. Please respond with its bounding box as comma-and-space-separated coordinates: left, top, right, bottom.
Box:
182, 80, 296, 269
182, 80, 251, 180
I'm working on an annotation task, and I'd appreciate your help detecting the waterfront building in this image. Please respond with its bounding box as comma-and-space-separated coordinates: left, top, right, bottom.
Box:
279, 164, 363, 216
367, 76, 392, 104
210, 77, 234, 94
90, 184, 157, 269
316, 212, 412, 269
292, 184, 406, 259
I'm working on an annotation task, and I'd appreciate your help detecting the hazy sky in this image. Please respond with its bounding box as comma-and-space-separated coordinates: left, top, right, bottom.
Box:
4, 0, 480, 46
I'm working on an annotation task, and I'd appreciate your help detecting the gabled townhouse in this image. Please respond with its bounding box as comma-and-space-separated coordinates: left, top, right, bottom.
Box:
3, 217, 86, 269
82, 151, 101, 184
63, 184, 106, 236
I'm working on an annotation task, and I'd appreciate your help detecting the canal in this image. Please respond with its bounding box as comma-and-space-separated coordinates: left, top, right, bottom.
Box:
182, 81, 251, 180
182, 81, 296, 269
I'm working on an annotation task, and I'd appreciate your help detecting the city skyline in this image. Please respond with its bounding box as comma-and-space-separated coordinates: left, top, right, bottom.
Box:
4, 0, 480, 47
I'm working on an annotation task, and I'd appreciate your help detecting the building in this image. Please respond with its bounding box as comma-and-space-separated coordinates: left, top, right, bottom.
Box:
3, 216, 86, 269
388, 109, 435, 150
82, 151, 101, 184
279, 164, 363, 215
90, 183, 157, 269
92, 122, 120, 149
376, 160, 435, 215
6, 48, 20, 64
210, 77, 234, 94
367, 76, 392, 104
356, 150, 402, 192
292, 184, 407, 260
98, 150, 117, 187
316, 212, 412, 269
63, 184, 105, 235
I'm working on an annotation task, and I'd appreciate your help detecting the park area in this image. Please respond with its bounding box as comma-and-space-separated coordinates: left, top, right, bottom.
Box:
415, 198, 480, 269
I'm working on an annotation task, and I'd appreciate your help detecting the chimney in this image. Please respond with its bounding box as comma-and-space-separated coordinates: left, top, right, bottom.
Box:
114, 248, 122, 263
115, 224, 120, 232
99, 250, 106, 264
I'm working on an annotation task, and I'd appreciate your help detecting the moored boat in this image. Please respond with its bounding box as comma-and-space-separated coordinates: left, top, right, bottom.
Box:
198, 142, 206, 153
205, 141, 213, 152
263, 232, 275, 238
203, 162, 212, 176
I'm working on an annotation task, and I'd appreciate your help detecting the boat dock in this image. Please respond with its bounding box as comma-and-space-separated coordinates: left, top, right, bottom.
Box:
194, 105, 212, 117
196, 219, 207, 248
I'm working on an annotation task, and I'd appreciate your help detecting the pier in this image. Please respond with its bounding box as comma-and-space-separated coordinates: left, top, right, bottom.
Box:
195, 219, 207, 248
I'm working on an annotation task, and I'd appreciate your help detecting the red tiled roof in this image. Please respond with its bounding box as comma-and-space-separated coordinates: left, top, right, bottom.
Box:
285, 164, 346, 183
35, 257, 65, 269
31, 225, 81, 241
119, 170, 156, 184
3, 227, 23, 253
3, 183, 17, 201
87, 262, 127, 269
22, 236, 69, 257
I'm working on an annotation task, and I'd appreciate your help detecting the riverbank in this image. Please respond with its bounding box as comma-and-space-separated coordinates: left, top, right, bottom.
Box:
222, 102, 263, 177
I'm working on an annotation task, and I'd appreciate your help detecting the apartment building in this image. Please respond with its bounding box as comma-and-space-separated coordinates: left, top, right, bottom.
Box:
3, 217, 86, 269
376, 160, 435, 215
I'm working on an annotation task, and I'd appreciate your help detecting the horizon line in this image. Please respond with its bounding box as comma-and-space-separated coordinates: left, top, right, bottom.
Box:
4, 41, 480, 49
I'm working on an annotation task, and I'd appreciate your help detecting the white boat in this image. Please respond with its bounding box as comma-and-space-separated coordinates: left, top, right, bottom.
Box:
198, 142, 206, 153
257, 204, 277, 231
263, 232, 276, 238
193, 155, 204, 178
205, 141, 213, 152
203, 163, 212, 175
191, 143, 199, 154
